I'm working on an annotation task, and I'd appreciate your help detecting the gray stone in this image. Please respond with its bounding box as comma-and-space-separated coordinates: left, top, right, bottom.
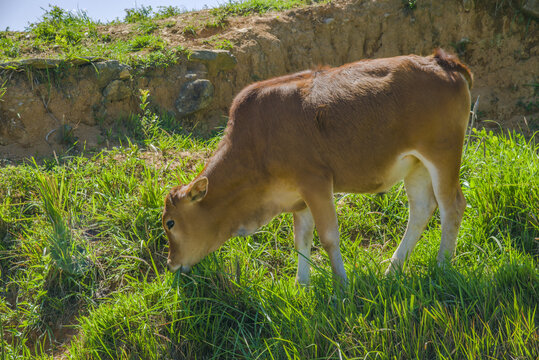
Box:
462, 0, 473, 11
118, 68, 131, 80
189, 49, 237, 73
69, 57, 104, 66
184, 72, 199, 80
94, 60, 132, 88
175, 79, 214, 117
0, 58, 61, 70
0, 56, 103, 70
103, 80, 131, 102
522, 0, 539, 18
1, 118, 28, 144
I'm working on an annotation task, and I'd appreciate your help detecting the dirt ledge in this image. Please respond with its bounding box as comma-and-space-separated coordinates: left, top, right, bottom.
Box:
0, 0, 537, 160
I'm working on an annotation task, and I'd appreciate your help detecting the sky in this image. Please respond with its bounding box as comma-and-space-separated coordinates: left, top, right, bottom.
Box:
0, 0, 223, 31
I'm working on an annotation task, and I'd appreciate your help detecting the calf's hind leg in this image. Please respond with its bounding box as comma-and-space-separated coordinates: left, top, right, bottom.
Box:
421, 154, 467, 266
386, 162, 438, 274
434, 181, 466, 265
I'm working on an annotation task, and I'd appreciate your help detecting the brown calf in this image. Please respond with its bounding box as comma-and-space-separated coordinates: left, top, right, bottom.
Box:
163, 49, 472, 285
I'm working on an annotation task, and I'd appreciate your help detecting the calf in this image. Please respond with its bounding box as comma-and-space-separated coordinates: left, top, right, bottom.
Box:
163, 49, 472, 285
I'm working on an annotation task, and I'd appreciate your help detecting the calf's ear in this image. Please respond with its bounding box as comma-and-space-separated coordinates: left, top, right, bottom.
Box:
188, 177, 208, 202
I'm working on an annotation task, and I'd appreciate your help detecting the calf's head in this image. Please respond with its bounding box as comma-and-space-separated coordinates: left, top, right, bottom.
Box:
162, 177, 221, 272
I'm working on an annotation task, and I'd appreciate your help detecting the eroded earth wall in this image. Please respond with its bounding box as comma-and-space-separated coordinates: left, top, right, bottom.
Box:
1, 0, 537, 158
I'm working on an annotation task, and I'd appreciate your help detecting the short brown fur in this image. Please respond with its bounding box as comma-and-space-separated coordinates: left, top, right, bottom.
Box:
163, 50, 472, 283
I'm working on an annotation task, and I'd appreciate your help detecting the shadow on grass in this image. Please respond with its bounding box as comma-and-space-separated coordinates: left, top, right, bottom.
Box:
155, 257, 539, 359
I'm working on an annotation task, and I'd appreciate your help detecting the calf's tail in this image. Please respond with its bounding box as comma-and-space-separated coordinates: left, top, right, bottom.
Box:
433, 48, 473, 89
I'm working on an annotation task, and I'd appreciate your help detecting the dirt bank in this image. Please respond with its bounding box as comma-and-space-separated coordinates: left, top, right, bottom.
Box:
1, 0, 537, 159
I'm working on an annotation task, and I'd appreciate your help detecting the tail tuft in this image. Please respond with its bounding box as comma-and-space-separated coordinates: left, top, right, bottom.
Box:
433, 48, 473, 89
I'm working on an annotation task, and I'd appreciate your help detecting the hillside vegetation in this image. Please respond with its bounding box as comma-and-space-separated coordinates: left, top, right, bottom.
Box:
0, 0, 533, 66
1, 96, 538, 357
1, 0, 537, 159
1, 1, 538, 359
0, 1, 328, 66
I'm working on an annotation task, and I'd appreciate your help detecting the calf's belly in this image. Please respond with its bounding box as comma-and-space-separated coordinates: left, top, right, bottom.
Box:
333, 154, 419, 194
268, 154, 419, 215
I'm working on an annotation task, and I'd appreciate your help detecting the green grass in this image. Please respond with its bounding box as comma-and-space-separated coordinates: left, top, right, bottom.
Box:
0, 1, 326, 66
28, 6, 99, 46
2, 0, 534, 69
211, 0, 323, 17
0, 6, 175, 68
127, 35, 165, 52
0, 2, 537, 356
0, 119, 537, 358
0, 5, 181, 68
124, 5, 154, 24
203, 37, 235, 50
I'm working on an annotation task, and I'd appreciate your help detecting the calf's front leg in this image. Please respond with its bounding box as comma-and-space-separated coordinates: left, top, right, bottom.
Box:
300, 182, 347, 287
293, 207, 315, 286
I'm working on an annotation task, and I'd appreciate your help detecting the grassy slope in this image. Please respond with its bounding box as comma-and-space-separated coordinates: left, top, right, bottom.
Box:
1, 103, 538, 359
0, 1, 538, 359
0, 1, 325, 67
2, 0, 527, 66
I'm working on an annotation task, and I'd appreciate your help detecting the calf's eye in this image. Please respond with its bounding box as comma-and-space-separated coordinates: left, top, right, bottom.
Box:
166, 220, 175, 230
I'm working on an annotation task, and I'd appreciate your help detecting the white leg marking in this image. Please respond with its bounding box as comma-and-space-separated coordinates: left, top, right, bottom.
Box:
436, 188, 466, 264
294, 207, 314, 286
322, 227, 347, 282
386, 163, 437, 274
301, 183, 348, 288
405, 151, 465, 267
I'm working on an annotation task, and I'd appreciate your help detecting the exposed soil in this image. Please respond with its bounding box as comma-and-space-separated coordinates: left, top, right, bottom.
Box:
0, 0, 537, 160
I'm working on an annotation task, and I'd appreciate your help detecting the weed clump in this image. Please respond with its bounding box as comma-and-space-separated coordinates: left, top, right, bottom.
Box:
124, 5, 153, 23
29, 5, 99, 47
0, 36, 20, 58
154, 6, 185, 19
138, 89, 161, 142
128, 35, 165, 52
212, 0, 316, 17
